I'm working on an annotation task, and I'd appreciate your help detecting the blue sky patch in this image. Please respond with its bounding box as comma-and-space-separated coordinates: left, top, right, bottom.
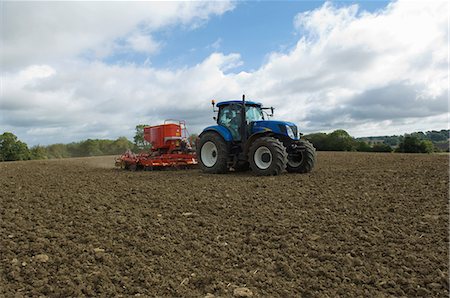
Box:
104, 1, 391, 72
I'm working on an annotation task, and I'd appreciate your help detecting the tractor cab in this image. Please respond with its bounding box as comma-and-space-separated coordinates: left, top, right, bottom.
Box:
197, 95, 316, 176
216, 101, 264, 141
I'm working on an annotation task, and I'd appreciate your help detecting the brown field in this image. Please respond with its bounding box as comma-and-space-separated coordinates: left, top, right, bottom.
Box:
0, 152, 448, 297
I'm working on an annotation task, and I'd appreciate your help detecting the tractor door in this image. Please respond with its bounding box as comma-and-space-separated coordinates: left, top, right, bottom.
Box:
218, 104, 242, 141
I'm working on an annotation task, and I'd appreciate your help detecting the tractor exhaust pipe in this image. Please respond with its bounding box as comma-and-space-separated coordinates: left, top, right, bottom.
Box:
241, 94, 247, 145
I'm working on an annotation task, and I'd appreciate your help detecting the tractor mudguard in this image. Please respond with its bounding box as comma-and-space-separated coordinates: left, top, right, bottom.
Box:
200, 125, 233, 142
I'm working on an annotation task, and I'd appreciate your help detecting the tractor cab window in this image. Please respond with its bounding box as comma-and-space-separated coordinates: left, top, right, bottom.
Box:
218, 104, 264, 141
218, 104, 242, 140
246, 105, 264, 122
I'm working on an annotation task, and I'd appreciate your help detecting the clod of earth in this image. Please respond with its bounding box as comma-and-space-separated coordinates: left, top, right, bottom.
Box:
33, 254, 49, 263
182, 212, 196, 217
233, 287, 253, 297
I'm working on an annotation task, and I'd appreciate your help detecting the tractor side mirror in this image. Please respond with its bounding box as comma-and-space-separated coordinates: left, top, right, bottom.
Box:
262, 106, 275, 117
211, 99, 218, 112
213, 116, 216, 121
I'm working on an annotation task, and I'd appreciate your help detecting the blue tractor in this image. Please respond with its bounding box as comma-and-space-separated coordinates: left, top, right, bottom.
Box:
197, 95, 316, 176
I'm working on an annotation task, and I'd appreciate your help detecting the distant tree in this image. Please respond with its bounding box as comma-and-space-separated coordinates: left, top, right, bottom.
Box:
78, 139, 102, 156
44, 137, 135, 158
411, 131, 426, 141
30, 145, 48, 159
0, 132, 30, 161
372, 143, 392, 152
111, 137, 134, 154
305, 129, 449, 153
304, 133, 329, 151
355, 141, 372, 152
426, 130, 449, 142
419, 140, 434, 153
383, 136, 401, 147
134, 124, 151, 150
65, 143, 79, 157
396, 135, 433, 153
97, 139, 114, 154
47, 143, 70, 158
328, 130, 355, 151
396, 136, 420, 153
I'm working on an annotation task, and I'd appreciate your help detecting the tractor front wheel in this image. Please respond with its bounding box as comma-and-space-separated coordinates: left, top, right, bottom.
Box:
197, 132, 229, 174
286, 140, 316, 173
248, 137, 287, 176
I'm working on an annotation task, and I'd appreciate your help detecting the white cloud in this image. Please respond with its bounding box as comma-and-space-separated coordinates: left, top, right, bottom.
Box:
237, 0, 448, 133
1, 0, 448, 145
1, 52, 244, 144
125, 33, 161, 55
1, 1, 234, 69
294, 2, 359, 37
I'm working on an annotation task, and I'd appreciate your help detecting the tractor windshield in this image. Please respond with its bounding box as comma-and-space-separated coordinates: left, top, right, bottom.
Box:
217, 103, 264, 141
246, 105, 264, 122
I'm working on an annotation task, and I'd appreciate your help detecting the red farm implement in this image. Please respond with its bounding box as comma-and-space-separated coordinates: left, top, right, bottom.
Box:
115, 120, 197, 170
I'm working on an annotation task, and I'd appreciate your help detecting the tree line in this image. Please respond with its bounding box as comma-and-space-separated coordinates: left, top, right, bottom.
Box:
357, 129, 448, 148
303, 129, 446, 153
1, 127, 448, 162
0, 132, 135, 161
304, 130, 393, 152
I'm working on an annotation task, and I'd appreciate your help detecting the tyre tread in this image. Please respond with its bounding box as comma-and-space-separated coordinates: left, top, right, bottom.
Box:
286, 140, 316, 173
197, 132, 229, 174
248, 137, 287, 176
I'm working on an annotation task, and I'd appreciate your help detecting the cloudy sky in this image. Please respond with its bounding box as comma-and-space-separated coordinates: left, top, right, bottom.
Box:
1, 0, 448, 145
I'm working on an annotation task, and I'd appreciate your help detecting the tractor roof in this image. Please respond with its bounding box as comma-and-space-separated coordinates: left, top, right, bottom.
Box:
216, 100, 261, 107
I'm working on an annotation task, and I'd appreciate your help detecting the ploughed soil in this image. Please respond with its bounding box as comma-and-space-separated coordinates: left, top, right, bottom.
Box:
0, 152, 448, 297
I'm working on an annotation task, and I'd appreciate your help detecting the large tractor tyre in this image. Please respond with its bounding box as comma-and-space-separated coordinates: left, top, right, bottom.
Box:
286, 140, 316, 173
197, 132, 229, 174
248, 137, 288, 176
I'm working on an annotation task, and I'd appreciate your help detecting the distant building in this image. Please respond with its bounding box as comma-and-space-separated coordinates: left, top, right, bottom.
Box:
434, 140, 450, 152
367, 139, 385, 145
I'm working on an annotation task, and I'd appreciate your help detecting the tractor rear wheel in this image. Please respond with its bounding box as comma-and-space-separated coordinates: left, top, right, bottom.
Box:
286, 140, 316, 173
248, 137, 287, 176
197, 132, 228, 174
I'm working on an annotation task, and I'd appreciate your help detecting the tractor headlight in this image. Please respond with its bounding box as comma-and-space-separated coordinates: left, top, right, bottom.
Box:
286, 125, 295, 139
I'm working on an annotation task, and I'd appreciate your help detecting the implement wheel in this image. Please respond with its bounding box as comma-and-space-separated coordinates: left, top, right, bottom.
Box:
197, 132, 229, 174
286, 140, 316, 173
248, 137, 287, 176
